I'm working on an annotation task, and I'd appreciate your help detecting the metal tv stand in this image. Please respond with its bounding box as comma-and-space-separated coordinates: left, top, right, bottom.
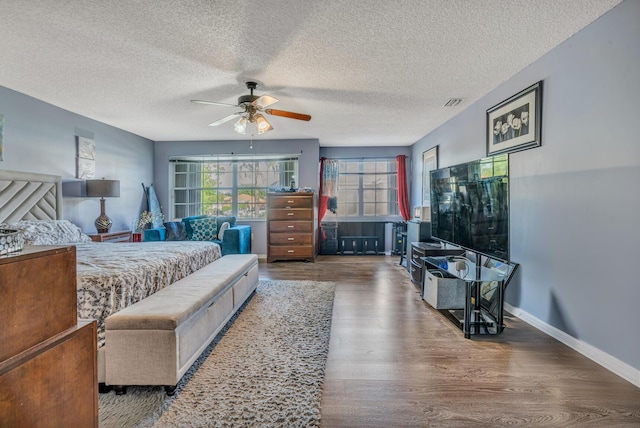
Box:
423, 253, 518, 338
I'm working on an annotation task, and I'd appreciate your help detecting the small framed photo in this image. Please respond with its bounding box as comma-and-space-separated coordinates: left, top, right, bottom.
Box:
487, 81, 542, 156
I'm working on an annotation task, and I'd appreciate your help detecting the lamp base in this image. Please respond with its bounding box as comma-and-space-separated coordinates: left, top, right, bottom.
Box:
95, 198, 112, 233
95, 215, 112, 234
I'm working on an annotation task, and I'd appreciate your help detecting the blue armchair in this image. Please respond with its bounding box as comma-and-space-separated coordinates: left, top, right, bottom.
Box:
144, 215, 251, 256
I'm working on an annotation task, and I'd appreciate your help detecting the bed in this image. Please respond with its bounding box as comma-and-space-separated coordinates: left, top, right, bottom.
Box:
0, 170, 222, 349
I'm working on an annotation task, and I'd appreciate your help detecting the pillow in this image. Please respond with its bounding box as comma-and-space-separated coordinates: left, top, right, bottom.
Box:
189, 217, 218, 241
164, 221, 188, 241
181, 215, 208, 239
216, 216, 236, 228
1, 219, 92, 245
218, 221, 230, 240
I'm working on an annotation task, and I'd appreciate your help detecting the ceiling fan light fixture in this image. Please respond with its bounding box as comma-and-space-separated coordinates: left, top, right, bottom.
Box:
234, 117, 247, 134
255, 114, 273, 134
194, 82, 309, 134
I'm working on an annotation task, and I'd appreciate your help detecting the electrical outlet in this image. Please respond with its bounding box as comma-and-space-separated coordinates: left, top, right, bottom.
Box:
251, 233, 254, 240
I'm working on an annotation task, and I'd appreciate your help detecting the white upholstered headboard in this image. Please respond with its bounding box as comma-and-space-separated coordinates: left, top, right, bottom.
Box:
0, 170, 63, 223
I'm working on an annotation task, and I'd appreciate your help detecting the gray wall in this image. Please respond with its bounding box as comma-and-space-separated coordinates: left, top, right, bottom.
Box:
153, 139, 320, 255
411, 0, 640, 377
0, 86, 154, 232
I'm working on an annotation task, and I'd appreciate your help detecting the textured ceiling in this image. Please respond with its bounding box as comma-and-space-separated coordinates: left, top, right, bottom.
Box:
0, 0, 621, 147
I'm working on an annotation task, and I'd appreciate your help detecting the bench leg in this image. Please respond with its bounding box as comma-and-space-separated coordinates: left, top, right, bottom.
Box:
165, 385, 177, 396
113, 385, 127, 395
98, 383, 112, 394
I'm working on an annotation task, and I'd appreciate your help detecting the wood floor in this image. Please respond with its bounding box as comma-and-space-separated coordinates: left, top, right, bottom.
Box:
259, 255, 640, 427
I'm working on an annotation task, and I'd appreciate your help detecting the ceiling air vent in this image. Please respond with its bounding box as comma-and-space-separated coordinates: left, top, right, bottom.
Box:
444, 98, 463, 107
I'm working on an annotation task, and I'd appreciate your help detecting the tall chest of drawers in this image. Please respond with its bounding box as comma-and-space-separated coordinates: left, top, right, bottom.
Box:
267, 192, 316, 263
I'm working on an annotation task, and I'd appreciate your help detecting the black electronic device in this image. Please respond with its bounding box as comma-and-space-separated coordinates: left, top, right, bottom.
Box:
430, 154, 509, 262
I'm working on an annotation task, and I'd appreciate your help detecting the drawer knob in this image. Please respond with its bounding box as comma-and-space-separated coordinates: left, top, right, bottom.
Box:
287, 250, 295, 253
287, 225, 295, 228
287, 213, 294, 216
288, 237, 294, 241
287, 200, 294, 204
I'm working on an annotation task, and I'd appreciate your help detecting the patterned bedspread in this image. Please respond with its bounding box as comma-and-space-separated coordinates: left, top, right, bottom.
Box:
75, 241, 221, 347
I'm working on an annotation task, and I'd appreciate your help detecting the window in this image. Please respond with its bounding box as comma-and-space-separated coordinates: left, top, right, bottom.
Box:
171, 155, 298, 220
334, 159, 399, 219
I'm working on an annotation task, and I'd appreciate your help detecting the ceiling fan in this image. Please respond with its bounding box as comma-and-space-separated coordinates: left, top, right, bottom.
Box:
191, 81, 311, 135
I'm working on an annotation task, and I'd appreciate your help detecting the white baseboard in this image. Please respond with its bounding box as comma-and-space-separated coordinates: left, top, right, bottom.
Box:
505, 303, 640, 388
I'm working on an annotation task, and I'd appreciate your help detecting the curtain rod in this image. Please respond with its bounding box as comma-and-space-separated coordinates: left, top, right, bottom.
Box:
169, 153, 301, 162
323, 156, 409, 160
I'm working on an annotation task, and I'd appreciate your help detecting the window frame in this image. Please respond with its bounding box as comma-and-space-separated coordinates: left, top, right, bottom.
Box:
329, 158, 402, 222
169, 155, 299, 220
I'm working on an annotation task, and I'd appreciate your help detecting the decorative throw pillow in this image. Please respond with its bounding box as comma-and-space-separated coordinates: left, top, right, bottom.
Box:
189, 217, 218, 241
164, 221, 188, 241
218, 221, 230, 240
216, 216, 236, 228
182, 215, 208, 239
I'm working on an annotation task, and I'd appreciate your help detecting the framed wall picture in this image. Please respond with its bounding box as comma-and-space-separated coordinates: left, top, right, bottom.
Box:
422, 145, 438, 207
487, 81, 542, 156
76, 136, 96, 179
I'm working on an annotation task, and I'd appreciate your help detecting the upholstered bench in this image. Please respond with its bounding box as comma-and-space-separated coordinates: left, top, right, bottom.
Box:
104, 254, 259, 395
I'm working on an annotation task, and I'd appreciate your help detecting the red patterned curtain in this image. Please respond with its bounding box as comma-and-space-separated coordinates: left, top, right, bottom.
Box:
396, 155, 411, 221
318, 157, 329, 223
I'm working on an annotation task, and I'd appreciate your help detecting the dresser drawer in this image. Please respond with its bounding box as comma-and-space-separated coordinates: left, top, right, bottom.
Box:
270, 233, 314, 245
269, 195, 313, 209
269, 221, 313, 233
0, 246, 77, 361
268, 245, 315, 258
410, 259, 423, 285
411, 246, 425, 264
268, 209, 313, 221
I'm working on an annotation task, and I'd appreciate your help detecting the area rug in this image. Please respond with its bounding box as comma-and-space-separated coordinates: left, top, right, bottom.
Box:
98, 279, 336, 428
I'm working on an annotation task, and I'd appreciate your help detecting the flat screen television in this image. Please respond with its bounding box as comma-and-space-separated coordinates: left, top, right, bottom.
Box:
430, 154, 509, 262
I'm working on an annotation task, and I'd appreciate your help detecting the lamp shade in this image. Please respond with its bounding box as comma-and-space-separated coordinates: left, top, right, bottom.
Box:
255, 114, 273, 134
86, 179, 120, 198
234, 117, 247, 134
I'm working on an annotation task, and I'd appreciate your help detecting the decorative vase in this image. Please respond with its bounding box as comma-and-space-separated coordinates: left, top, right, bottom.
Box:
132, 233, 142, 242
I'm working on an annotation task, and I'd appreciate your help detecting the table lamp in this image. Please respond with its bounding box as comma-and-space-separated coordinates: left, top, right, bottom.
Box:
86, 179, 120, 233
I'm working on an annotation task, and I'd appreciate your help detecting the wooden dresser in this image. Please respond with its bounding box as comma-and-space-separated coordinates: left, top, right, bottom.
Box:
0, 246, 98, 427
267, 192, 316, 263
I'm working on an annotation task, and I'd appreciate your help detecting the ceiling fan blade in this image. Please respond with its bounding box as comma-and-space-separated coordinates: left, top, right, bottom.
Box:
208, 113, 242, 127
253, 95, 278, 109
192, 99, 238, 108
265, 109, 311, 121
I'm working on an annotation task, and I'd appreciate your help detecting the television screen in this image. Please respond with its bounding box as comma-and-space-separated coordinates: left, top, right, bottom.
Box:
430, 154, 509, 261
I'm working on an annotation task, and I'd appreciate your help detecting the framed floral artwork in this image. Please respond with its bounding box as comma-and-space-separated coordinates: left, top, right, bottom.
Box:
487, 81, 542, 156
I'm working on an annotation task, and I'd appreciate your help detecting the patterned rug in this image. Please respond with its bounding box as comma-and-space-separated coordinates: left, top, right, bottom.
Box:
98, 279, 336, 428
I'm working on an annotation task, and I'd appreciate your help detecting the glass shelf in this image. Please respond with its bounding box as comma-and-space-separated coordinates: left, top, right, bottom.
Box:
422, 255, 513, 283
422, 255, 518, 338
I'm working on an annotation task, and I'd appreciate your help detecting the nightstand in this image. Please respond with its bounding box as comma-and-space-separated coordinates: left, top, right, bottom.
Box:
88, 230, 132, 243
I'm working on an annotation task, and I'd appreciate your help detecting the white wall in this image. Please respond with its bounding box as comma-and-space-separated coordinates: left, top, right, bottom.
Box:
0, 86, 154, 232
411, 0, 640, 380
